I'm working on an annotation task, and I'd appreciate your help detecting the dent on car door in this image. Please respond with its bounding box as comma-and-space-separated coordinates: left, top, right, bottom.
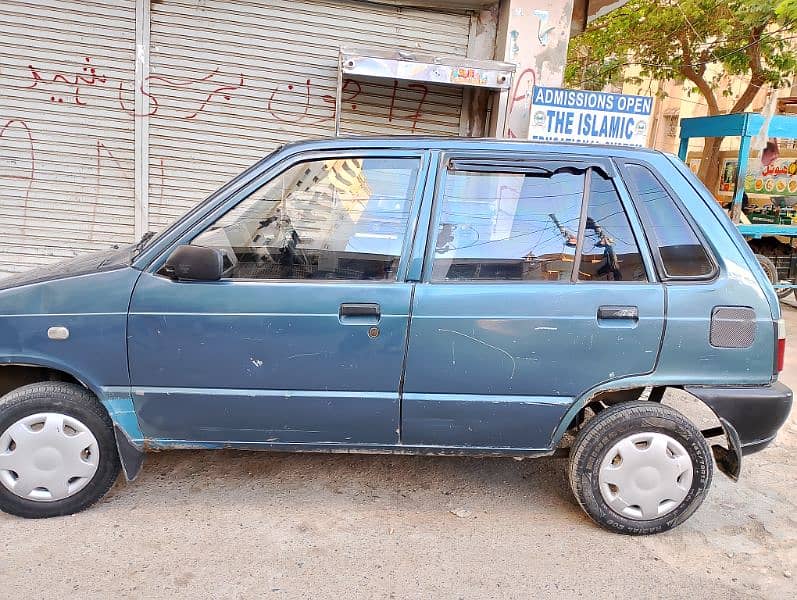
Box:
401, 155, 665, 450
127, 152, 428, 446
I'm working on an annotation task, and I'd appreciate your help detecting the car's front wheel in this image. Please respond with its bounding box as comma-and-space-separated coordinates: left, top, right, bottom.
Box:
568, 401, 713, 535
0, 382, 120, 518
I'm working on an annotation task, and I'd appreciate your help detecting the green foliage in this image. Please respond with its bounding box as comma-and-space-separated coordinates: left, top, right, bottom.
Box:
565, 0, 797, 113
776, 0, 797, 20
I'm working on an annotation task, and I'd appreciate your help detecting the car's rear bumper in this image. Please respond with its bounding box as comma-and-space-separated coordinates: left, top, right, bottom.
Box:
685, 382, 793, 455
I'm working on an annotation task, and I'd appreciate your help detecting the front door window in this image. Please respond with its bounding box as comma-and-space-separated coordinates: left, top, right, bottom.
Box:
191, 157, 421, 281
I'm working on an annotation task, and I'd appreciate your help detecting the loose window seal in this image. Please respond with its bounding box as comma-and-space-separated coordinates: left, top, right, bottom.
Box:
447, 158, 613, 179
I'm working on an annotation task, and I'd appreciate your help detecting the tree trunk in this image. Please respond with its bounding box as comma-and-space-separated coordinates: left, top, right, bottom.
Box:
698, 136, 725, 198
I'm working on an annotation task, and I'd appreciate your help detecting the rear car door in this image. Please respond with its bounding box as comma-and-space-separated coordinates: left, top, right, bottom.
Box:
127, 150, 428, 446
401, 152, 665, 449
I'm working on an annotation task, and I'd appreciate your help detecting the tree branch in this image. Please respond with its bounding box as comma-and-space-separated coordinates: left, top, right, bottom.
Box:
730, 24, 767, 113
678, 32, 719, 114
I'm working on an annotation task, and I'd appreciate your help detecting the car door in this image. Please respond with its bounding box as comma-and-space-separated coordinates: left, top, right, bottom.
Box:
128, 150, 429, 446
401, 152, 665, 450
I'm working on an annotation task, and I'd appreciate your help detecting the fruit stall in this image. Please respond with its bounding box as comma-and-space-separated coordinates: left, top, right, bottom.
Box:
678, 113, 797, 299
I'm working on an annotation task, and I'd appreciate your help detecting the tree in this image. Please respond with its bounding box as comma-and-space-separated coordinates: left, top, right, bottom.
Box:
565, 0, 797, 194
777, 0, 797, 20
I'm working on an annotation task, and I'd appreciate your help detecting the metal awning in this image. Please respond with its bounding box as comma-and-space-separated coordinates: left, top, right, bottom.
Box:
334, 46, 516, 136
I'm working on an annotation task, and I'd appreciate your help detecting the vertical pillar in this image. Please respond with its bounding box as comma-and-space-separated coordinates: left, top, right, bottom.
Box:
677, 136, 690, 162
460, 6, 499, 137
492, 0, 575, 138
134, 0, 151, 239
731, 135, 752, 224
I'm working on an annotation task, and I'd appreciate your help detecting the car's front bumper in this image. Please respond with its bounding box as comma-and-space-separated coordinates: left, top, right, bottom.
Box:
685, 381, 793, 455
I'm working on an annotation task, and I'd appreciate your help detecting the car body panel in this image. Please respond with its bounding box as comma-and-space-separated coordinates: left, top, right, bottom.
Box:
664, 153, 780, 321
127, 277, 411, 444
0, 268, 139, 393
623, 153, 776, 385
0, 137, 788, 472
401, 282, 665, 448
127, 148, 431, 445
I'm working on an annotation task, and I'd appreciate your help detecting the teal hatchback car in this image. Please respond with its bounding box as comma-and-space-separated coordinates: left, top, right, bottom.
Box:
0, 138, 791, 534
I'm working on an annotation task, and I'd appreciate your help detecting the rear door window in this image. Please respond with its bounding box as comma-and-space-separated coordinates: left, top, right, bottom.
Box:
431, 167, 583, 282
578, 170, 647, 282
622, 163, 714, 278
430, 160, 648, 283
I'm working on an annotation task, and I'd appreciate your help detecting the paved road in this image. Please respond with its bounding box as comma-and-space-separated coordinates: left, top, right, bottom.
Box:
1, 309, 796, 599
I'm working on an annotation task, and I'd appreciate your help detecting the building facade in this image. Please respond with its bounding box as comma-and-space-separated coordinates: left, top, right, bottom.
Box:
0, 0, 634, 276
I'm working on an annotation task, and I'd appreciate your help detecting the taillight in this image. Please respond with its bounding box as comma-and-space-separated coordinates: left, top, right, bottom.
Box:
776, 318, 786, 373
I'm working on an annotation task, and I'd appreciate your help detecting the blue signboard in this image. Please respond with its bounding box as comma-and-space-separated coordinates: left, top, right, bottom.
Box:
528, 86, 653, 147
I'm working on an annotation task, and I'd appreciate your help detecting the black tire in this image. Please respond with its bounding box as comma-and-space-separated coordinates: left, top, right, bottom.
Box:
0, 382, 120, 518
755, 254, 792, 299
569, 401, 713, 535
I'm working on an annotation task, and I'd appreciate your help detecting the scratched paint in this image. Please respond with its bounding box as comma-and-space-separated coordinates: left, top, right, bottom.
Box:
438, 328, 517, 380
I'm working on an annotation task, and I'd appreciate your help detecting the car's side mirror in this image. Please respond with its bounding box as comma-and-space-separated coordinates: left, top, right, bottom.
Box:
162, 245, 224, 281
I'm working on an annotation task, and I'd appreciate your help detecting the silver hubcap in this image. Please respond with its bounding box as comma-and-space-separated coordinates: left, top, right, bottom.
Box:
0, 413, 99, 502
598, 431, 693, 521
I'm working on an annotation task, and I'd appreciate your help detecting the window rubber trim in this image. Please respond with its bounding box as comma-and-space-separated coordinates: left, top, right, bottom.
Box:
570, 168, 592, 283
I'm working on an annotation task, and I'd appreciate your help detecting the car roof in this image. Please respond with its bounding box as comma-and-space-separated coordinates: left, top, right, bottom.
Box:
277, 135, 665, 160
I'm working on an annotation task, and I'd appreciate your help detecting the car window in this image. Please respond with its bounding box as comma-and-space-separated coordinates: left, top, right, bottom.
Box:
431, 168, 584, 281
192, 157, 420, 281
623, 164, 714, 278
578, 171, 647, 282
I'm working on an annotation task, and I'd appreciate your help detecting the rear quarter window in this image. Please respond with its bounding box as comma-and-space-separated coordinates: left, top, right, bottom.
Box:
622, 163, 714, 278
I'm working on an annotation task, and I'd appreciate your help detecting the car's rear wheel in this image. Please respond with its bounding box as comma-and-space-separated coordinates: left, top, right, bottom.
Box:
0, 382, 120, 518
568, 401, 712, 535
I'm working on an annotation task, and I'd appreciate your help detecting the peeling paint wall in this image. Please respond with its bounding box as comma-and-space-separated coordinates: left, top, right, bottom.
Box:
460, 5, 500, 137
494, 0, 574, 139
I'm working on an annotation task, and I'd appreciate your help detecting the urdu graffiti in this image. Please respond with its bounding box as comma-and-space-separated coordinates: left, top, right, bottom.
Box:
25, 57, 109, 106
117, 68, 246, 119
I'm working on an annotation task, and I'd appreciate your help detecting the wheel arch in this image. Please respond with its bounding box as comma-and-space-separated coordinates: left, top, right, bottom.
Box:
0, 357, 101, 398
0, 359, 145, 482
554, 383, 741, 481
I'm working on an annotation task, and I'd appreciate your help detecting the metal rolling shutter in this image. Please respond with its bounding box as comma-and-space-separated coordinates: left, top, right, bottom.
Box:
148, 0, 472, 230
0, 0, 136, 276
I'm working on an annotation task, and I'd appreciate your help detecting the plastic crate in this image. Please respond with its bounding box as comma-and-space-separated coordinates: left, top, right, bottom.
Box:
772, 255, 797, 281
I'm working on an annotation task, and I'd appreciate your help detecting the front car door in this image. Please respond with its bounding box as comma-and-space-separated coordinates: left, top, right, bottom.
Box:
401, 151, 666, 450
128, 150, 429, 446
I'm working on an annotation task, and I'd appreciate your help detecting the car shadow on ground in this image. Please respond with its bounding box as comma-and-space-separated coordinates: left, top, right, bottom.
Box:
102, 449, 583, 522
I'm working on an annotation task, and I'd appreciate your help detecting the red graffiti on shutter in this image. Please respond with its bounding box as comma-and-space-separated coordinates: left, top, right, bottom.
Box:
118, 68, 244, 119
25, 57, 109, 106
0, 119, 35, 232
